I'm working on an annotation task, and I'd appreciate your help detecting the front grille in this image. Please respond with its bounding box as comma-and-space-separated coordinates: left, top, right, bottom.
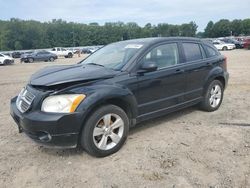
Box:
16, 88, 35, 113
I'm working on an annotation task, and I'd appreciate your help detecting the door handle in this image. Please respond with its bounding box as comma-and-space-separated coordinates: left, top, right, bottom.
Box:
175, 69, 185, 73
207, 62, 213, 66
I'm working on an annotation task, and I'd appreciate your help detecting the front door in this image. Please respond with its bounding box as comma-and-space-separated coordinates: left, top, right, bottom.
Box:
136, 43, 187, 118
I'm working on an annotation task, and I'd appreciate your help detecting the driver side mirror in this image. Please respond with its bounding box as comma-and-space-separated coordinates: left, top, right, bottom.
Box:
138, 61, 158, 73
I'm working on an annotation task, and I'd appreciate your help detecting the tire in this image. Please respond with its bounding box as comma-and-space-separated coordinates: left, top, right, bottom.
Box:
68, 53, 73, 58
49, 57, 55, 62
200, 80, 224, 112
80, 105, 129, 157
222, 46, 228, 51
28, 58, 34, 63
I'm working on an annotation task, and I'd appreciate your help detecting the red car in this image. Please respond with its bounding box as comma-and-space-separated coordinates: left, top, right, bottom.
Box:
243, 38, 250, 49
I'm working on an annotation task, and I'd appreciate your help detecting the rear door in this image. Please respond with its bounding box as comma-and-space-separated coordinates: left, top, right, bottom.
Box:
36, 52, 46, 61
181, 42, 214, 101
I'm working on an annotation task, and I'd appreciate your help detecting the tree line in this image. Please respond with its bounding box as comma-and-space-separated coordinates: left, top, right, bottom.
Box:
0, 18, 249, 51
0, 19, 197, 51
203, 19, 250, 38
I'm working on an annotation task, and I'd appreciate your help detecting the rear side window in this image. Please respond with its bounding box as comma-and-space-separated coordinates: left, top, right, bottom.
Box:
205, 45, 218, 57
182, 43, 203, 62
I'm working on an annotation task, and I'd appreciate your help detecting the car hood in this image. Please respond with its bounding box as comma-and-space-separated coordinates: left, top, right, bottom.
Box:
29, 64, 118, 86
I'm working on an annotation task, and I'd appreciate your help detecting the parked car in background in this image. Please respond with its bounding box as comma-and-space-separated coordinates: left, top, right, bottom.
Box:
243, 38, 250, 49
21, 51, 58, 63
2, 52, 12, 57
12, 51, 22, 58
10, 37, 229, 157
81, 48, 92, 54
220, 38, 244, 49
49, 47, 73, 58
212, 40, 235, 50
0, 53, 14, 65
68, 48, 81, 54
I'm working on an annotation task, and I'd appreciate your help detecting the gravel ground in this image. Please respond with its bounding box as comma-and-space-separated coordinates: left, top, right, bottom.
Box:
0, 50, 249, 188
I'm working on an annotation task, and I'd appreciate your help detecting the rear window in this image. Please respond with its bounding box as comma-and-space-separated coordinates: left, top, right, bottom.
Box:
182, 43, 203, 62
205, 45, 218, 57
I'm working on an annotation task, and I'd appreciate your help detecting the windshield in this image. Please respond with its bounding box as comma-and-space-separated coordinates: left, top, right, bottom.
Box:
81, 42, 143, 70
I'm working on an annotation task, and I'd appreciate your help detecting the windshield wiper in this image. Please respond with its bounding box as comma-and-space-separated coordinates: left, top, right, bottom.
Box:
86, 63, 105, 67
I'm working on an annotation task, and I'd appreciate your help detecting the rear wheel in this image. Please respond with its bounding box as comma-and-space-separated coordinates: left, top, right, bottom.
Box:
49, 57, 55, 62
200, 80, 224, 112
222, 46, 228, 51
28, 58, 34, 63
68, 53, 73, 58
81, 105, 129, 157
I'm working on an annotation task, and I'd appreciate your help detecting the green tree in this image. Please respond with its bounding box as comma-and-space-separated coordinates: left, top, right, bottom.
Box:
204, 21, 214, 37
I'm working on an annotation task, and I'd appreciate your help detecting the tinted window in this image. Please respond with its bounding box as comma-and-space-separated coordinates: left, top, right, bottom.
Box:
142, 43, 179, 69
204, 45, 218, 57
183, 43, 203, 62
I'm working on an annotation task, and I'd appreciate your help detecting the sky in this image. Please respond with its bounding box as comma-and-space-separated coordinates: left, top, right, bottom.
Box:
0, 0, 250, 31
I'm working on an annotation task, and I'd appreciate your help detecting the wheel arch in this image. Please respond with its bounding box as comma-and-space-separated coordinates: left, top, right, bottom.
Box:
75, 84, 138, 144
203, 67, 226, 95
76, 95, 137, 146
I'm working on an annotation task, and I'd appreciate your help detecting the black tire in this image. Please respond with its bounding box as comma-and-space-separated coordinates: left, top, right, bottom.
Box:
200, 80, 224, 112
222, 46, 228, 51
68, 53, 73, 58
3, 60, 8, 65
28, 58, 34, 63
80, 105, 129, 157
49, 57, 55, 62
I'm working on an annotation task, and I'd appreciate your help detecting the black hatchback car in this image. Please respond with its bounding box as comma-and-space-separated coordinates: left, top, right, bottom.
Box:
20, 50, 58, 63
10, 37, 229, 157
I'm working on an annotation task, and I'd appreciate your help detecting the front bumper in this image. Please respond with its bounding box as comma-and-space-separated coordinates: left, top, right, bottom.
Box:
10, 97, 83, 148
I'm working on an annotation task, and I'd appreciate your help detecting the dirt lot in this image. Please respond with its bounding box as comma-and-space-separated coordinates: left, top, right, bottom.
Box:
0, 50, 250, 188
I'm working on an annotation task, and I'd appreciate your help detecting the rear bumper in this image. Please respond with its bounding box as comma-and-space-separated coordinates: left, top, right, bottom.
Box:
10, 97, 83, 148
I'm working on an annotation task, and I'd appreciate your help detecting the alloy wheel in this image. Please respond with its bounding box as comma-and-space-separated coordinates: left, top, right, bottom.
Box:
93, 113, 124, 150
209, 84, 222, 108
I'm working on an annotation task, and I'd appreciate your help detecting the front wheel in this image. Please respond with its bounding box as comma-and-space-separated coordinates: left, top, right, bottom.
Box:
80, 105, 129, 157
200, 80, 224, 112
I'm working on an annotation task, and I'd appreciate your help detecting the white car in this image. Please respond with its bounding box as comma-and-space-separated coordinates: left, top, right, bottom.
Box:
212, 40, 235, 51
49, 47, 73, 58
0, 53, 14, 65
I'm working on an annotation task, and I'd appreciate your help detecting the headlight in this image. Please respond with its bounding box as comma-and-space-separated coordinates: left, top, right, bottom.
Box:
41, 94, 85, 113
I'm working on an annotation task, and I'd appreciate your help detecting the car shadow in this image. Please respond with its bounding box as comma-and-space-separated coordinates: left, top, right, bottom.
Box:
39, 106, 198, 157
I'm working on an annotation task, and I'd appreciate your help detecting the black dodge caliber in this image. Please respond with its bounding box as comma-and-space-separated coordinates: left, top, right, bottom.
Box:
10, 37, 229, 157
